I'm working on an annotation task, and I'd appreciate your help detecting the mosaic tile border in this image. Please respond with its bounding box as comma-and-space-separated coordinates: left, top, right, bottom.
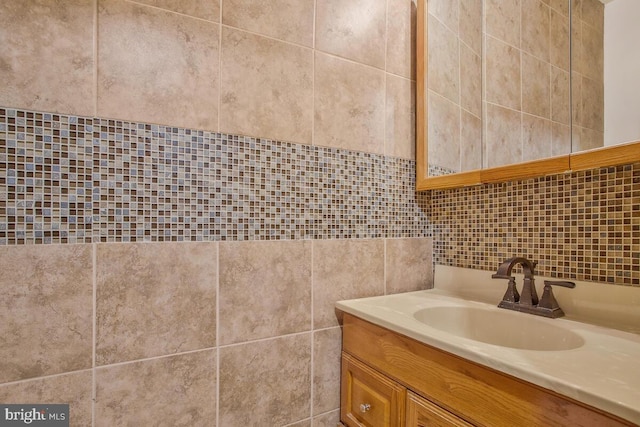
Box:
0, 107, 430, 244
430, 165, 640, 286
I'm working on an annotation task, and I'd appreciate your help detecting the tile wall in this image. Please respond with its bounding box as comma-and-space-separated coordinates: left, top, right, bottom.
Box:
572, 0, 605, 151
0, 239, 432, 426
483, 0, 573, 167
427, 0, 483, 173
0, 1, 431, 426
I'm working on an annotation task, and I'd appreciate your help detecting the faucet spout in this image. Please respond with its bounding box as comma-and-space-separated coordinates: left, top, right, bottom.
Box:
492, 257, 539, 307
491, 257, 536, 279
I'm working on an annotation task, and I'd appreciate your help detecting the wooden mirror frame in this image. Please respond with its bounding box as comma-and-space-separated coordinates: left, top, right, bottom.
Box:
415, 0, 640, 191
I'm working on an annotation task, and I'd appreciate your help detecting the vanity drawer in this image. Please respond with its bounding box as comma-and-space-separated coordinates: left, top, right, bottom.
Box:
406, 391, 473, 427
341, 352, 405, 427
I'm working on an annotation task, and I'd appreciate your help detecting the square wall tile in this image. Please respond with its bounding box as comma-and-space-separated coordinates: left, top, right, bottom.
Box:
428, 91, 460, 172
96, 242, 217, 365
386, 0, 416, 79
485, 104, 522, 168
313, 239, 384, 328
485, 36, 521, 111
315, 0, 387, 68
485, 0, 521, 48
0, 0, 94, 116
219, 27, 313, 144
0, 371, 93, 427
428, 14, 460, 105
313, 327, 342, 415
0, 244, 93, 383
219, 334, 311, 426
218, 240, 312, 345
314, 53, 385, 154
385, 238, 433, 294
313, 410, 341, 427
222, 0, 314, 46
385, 75, 416, 160
97, 0, 220, 130
95, 350, 216, 427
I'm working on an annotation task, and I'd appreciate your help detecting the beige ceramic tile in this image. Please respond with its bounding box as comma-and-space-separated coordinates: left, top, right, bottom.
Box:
572, 71, 583, 127
523, 114, 552, 160
485, 36, 521, 111
286, 419, 311, 427
222, 0, 314, 46
521, 0, 550, 62
577, 127, 603, 150
95, 350, 216, 427
312, 239, 384, 329
0, 0, 93, 116
218, 240, 312, 345
581, 76, 604, 132
551, 67, 570, 125
386, 0, 416, 79
428, 0, 459, 33
485, 104, 522, 168
459, 0, 482, 55
522, 53, 551, 118
131, 0, 220, 21
95, 242, 217, 365
460, 43, 482, 118
314, 53, 385, 154
581, 23, 604, 81
428, 14, 460, 105
220, 27, 313, 144
571, 0, 583, 20
97, 0, 219, 130
550, 8, 570, 71
313, 327, 342, 414
461, 110, 483, 172
428, 91, 460, 172
0, 245, 92, 383
219, 334, 311, 426
581, 0, 604, 33
385, 75, 416, 160
571, 17, 586, 77
315, 0, 387, 68
551, 122, 571, 156
485, 0, 521, 48
313, 410, 341, 427
0, 371, 92, 427
549, 0, 570, 16
385, 238, 433, 294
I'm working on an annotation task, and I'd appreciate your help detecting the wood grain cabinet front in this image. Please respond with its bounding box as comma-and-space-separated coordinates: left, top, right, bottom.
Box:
341, 352, 405, 427
340, 313, 633, 427
406, 391, 472, 427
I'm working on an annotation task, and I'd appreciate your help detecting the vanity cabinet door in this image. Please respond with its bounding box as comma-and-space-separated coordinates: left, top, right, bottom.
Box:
341, 352, 406, 427
406, 391, 473, 427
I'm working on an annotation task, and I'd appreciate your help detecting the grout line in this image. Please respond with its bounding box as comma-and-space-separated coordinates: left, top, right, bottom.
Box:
311, 0, 317, 148
91, 242, 97, 427
217, 1, 223, 134
93, 0, 98, 117
92, 346, 218, 371
309, 240, 315, 420
215, 241, 220, 427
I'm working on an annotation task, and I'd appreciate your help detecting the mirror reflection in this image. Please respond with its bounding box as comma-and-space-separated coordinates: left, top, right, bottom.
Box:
426, 0, 639, 178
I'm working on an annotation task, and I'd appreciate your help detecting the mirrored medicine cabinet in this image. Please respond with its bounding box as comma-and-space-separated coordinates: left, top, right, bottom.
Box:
416, 0, 640, 190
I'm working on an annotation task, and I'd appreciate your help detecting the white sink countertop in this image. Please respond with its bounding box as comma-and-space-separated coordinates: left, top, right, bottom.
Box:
336, 267, 640, 425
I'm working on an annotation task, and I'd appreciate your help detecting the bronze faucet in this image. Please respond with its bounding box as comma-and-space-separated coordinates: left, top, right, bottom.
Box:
492, 257, 575, 318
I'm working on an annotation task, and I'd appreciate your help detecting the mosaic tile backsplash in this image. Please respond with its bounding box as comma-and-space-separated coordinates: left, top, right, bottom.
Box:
0, 108, 430, 244
431, 165, 640, 286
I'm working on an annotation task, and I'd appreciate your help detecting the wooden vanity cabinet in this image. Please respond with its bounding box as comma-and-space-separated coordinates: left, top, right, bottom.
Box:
340, 313, 633, 427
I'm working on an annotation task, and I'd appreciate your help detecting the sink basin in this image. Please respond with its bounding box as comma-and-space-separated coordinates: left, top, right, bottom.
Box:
414, 306, 585, 351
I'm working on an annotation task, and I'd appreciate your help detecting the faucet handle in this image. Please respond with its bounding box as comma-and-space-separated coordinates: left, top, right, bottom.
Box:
538, 280, 576, 318
543, 280, 576, 289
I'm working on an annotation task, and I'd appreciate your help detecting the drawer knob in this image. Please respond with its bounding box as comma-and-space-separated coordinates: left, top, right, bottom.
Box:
359, 403, 371, 413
